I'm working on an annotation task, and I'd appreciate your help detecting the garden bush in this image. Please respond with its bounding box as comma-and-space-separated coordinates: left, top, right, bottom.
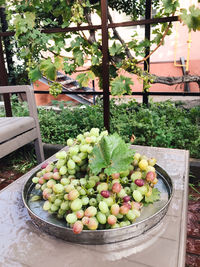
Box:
1, 97, 199, 158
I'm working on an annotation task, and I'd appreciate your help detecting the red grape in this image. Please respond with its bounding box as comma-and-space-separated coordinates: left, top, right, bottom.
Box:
112, 182, 122, 193
131, 201, 141, 210
101, 190, 110, 198
68, 189, 79, 200
111, 173, 120, 179
43, 172, 53, 180
38, 177, 46, 185
146, 171, 156, 182
41, 162, 49, 169
123, 202, 132, 209
120, 205, 130, 215
123, 196, 131, 202
76, 210, 84, 219
53, 172, 61, 180
84, 206, 97, 217
107, 215, 117, 225
88, 217, 98, 230
135, 179, 145, 187
53, 168, 58, 173
73, 221, 83, 234
82, 216, 89, 225
111, 204, 120, 215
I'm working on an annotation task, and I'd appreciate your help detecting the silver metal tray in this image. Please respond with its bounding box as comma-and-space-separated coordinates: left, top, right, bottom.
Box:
22, 164, 173, 244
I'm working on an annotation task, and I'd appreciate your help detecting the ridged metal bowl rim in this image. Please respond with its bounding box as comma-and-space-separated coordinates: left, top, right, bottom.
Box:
22, 164, 173, 244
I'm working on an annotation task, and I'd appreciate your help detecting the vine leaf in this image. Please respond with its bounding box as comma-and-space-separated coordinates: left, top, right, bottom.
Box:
111, 75, 134, 96
76, 71, 95, 87
89, 133, 135, 176
29, 67, 42, 82
109, 42, 123, 56
40, 58, 56, 81
180, 5, 200, 32
145, 188, 160, 203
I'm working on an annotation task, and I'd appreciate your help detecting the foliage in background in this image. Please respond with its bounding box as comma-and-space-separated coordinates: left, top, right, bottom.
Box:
2, 0, 200, 95
1, 96, 199, 158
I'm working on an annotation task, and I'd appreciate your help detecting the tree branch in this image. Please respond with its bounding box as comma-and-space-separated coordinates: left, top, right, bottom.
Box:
84, 10, 97, 44
152, 74, 200, 88
108, 9, 133, 59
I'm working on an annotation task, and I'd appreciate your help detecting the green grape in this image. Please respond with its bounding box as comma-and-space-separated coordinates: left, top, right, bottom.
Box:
124, 186, 131, 195
67, 159, 76, 170
60, 178, 70, 186
56, 151, 67, 160
89, 198, 97, 206
132, 190, 143, 202
97, 183, 108, 193
87, 188, 95, 196
103, 197, 114, 207
86, 180, 96, 189
80, 188, 86, 195
72, 155, 81, 163
59, 166, 67, 175
67, 138, 74, 146
117, 188, 126, 198
96, 212, 107, 224
56, 159, 66, 169
138, 185, 148, 195
81, 196, 89, 205
90, 128, 99, 137
111, 223, 120, 229
120, 170, 129, 177
43, 201, 51, 211
54, 199, 62, 207
126, 210, 136, 221
68, 169, 76, 175
32, 177, 39, 183
41, 183, 47, 191
71, 198, 82, 211
66, 213, 77, 224
53, 184, 64, 194
99, 201, 109, 214
50, 203, 59, 212
69, 146, 79, 156
60, 201, 69, 211
49, 82, 62, 97
80, 178, 87, 186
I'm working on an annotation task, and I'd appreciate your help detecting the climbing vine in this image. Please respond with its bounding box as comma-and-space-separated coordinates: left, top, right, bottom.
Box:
1, 0, 200, 96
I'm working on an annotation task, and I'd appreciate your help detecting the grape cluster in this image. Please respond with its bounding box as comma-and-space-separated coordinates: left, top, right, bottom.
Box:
32, 129, 158, 234
124, 60, 155, 91
71, 1, 85, 24
49, 82, 63, 97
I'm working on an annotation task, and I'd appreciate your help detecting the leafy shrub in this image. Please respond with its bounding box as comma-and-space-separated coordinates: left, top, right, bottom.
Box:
1, 96, 199, 158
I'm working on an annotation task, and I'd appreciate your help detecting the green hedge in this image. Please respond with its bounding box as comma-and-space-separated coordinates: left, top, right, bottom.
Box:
1, 97, 200, 158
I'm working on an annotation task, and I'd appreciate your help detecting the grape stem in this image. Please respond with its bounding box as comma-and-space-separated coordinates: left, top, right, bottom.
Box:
106, 175, 110, 184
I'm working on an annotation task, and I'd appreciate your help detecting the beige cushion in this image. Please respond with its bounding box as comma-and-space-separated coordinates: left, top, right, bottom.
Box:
0, 117, 35, 143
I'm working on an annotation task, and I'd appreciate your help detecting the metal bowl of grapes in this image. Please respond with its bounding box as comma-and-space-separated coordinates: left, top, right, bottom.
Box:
22, 129, 173, 244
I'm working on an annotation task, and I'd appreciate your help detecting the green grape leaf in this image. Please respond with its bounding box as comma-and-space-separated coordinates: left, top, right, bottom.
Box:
73, 49, 84, 66
145, 188, 160, 203
76, 71, 95, 87
89, 133, 135, 176
40, 58, 56, 81
29, 67, 42, 82
162, 0, 179, 14
111, 75, 134, 96
91, 56, 100, 65
109, 42, 123, 56
180, 5, 200, 32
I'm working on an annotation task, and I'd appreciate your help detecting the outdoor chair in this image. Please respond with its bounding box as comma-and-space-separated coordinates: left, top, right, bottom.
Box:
0, 85, 44, 163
